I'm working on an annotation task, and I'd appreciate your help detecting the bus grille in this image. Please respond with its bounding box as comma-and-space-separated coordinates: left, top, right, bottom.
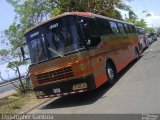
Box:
36, 67, 74, 84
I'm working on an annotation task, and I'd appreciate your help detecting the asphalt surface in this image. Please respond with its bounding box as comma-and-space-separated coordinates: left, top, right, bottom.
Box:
0, 78, 26, 94
0, 80, 20, 94
27, 39, 160, 114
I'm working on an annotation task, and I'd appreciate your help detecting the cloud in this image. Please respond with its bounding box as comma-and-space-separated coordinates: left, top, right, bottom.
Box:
145, 12, 160, 27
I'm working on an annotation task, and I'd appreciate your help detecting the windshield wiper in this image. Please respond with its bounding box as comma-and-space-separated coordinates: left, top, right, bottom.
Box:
48, 47, 64, 57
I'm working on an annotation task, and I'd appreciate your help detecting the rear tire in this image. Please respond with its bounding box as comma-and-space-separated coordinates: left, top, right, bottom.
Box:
106, 63, 117, 84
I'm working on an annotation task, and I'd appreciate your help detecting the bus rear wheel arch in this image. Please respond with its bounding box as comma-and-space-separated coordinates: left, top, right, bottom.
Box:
106, 59, 117, 84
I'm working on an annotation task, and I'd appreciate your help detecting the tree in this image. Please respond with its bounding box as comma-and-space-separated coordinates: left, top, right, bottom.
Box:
7, 0, 134, 24
116, 2, 137, 19
157, 28, 160, 36
124, 7, 153, 33
1, 0, 54, 93
0, 24, 29, 93
53, 0, 123, 19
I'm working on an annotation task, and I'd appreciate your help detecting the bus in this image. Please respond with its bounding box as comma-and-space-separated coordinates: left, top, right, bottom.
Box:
136, 27, 149, 50
21, 12, 140, 99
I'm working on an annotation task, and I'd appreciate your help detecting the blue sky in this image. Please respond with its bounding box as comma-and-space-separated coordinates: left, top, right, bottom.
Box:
0, 0, 15, 81
0, 0, 160, 81
127, 0, 160, 28
0, 0, 15, 31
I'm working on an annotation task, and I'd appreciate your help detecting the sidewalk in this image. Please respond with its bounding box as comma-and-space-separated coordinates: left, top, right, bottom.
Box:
0, 90, 16, 99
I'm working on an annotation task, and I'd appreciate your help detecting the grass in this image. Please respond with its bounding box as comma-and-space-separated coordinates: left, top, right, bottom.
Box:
0, 91, 36, 114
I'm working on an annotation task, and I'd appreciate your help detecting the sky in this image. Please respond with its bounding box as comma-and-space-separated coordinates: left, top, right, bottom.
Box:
0, 0, 160, 82
0, 0, 15, 31
126, 0, 160, 28
0, 0, 27, 81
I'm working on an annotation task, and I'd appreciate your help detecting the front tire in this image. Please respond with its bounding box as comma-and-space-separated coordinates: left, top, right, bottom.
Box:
106, 63, 117, 84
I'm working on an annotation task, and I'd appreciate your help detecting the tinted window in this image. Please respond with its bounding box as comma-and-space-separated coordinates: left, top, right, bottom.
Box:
124, 24, 130, 33
84, 18, 99, 36
110, 21, 120, 34
132, 26, 136, 33
135, 27, 139, 33
128, 25, 134, 33
110, 21, 119, 34
117, 23, 126, 34
96, 18, 112, 35
83, 18, 101, 47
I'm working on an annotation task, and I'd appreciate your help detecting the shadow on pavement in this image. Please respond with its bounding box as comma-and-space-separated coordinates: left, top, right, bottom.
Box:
40, 59, 138, 109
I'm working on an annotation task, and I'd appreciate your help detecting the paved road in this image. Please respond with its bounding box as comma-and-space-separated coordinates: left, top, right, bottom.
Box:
0, 80, 20, 94
29, 39, 160, 114
0, 78, 27, 94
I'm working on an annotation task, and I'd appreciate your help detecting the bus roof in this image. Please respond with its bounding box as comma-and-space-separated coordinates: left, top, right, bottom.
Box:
25, 12, 134, 35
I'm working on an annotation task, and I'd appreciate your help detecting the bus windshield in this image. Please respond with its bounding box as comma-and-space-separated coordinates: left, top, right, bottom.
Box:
25, 16, 85, 64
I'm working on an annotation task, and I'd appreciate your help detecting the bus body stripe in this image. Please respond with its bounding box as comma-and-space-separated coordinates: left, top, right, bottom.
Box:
37, 89, 88, 99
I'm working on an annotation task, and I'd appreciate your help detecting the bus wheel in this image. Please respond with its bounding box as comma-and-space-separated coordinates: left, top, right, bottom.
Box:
106, 63, 116, 84
135, 48, 140, 60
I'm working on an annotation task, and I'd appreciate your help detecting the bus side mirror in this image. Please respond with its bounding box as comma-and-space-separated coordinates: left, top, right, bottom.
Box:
20, 46, 25, 60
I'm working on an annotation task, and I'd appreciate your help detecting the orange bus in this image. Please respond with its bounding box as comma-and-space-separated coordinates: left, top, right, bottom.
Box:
22, 12, 140, 99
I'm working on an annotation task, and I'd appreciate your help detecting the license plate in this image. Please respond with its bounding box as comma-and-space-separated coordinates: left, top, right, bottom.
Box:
53, 88, 61, 94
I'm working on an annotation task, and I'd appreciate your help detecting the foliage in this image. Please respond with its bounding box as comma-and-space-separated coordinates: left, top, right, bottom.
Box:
0, 23, 29, 93
145, 27, 154, 34
7, 0, 135, 25
117, 2, 137, 19
54, 0, 123, 19
126, 19, 147, 28
125, 18, 147, 28
157, 28, 160, 36
4, 0, 137, 41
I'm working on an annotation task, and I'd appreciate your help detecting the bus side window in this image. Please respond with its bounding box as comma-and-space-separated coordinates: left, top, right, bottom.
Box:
83, 18, 101, 48
96, 18, 112, 35
124, 24, 130, 33
104, 20, 112, 34
135, 27, 139, 34
110, 21, 120, 34
128, 25, 133, 33
132, 26, 136, 33
117, 23, 126, 34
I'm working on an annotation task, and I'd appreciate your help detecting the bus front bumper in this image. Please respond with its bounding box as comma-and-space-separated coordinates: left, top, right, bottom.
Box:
33, 75, 96, 98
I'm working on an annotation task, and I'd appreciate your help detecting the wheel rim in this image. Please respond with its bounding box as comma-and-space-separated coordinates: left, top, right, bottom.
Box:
107, 67, 115, 80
